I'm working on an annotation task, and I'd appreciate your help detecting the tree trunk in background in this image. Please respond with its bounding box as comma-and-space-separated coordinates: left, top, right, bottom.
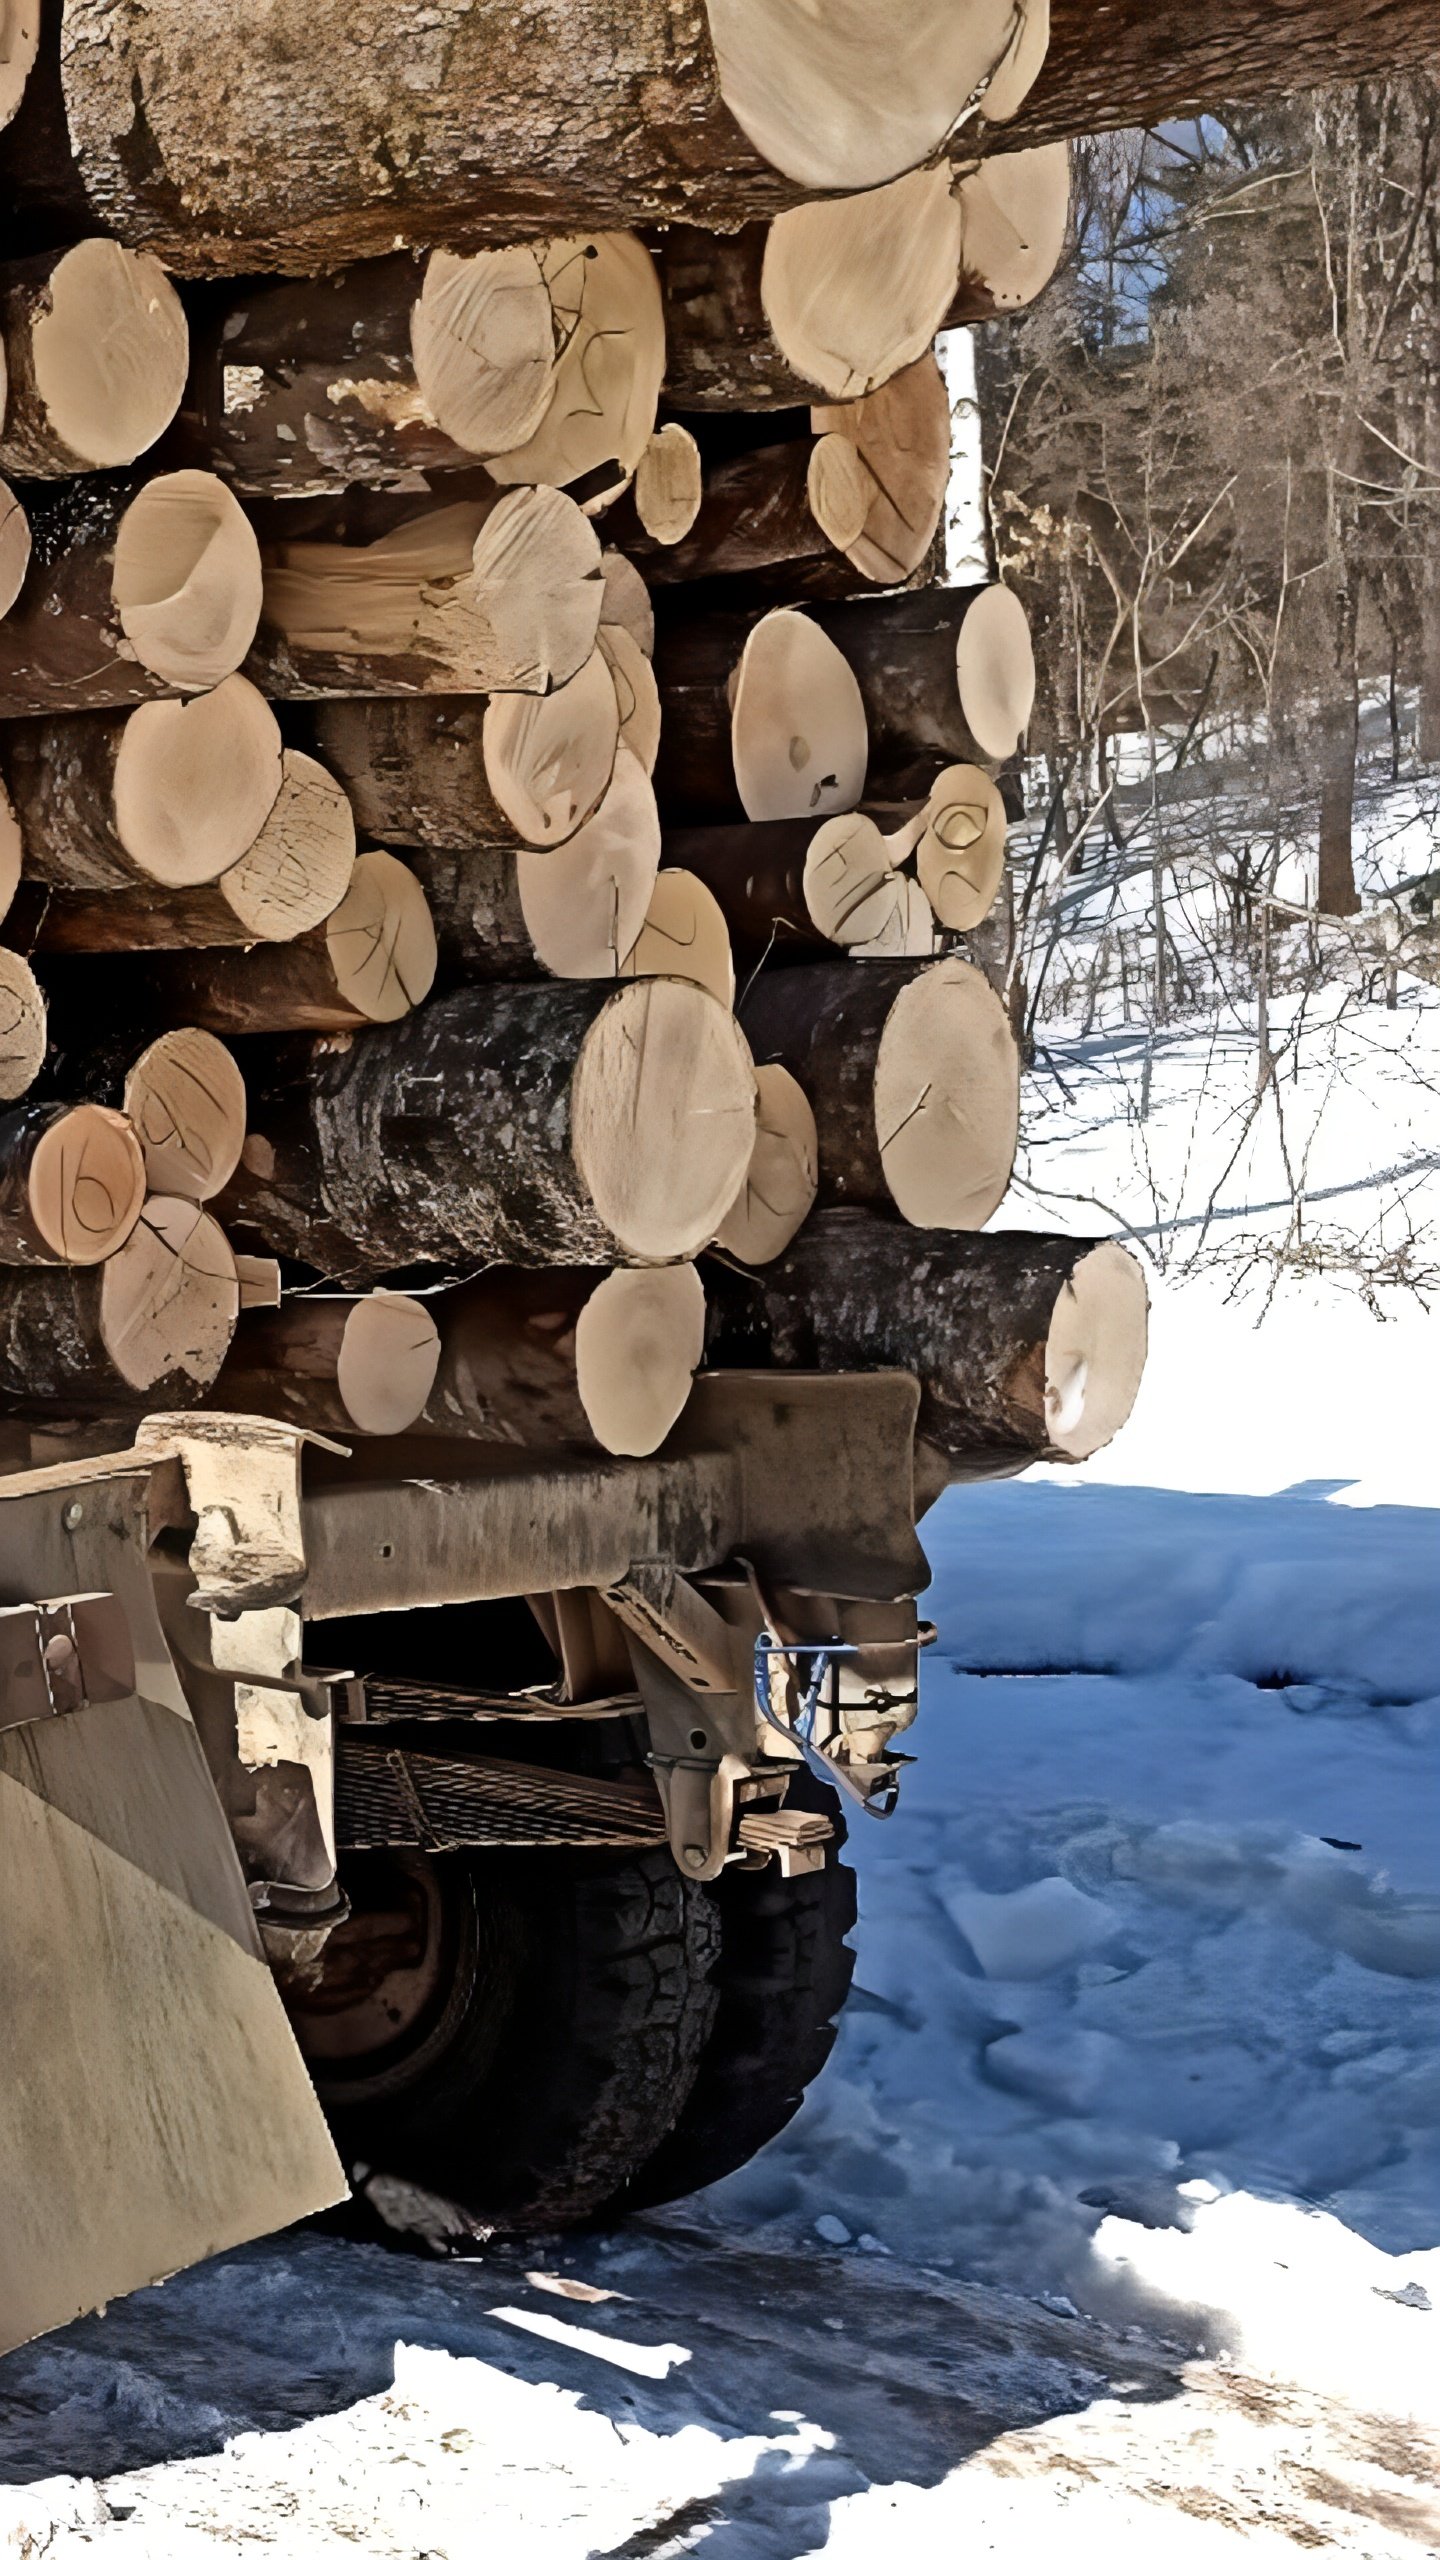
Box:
1419, 369, 1440, 766
989, 0, 1437, 154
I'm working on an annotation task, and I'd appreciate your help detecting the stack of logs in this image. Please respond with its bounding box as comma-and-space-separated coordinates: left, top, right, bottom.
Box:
0, 0, 1149, 1494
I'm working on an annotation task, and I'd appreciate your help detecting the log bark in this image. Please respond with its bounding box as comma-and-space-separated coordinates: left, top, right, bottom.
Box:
247, 488, 603, 701
651, 603, 868, 825
739, 955, 1018, 1227
805, 585, 1036, 787
307, 648, 619, 853
28, 751, 356, 952
1, 677, 284, 894
419, 1261, 704, 1457
0, 1193, 238, 1413
703, 1211, 1149, 1480
0, 469, 263, 717
213, 1290, 441, 1437
653, 224, 823, 411
107, 849, 437, 1034
47, 0, 1029, 275
219, 975, 756, 1279
987, 0, 1436, 155
0, 238, 188, 479
0, 1098, 145, 1265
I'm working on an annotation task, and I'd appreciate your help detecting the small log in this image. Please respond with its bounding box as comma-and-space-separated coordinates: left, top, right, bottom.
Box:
0, 946, 46, 1100
914, 765, 1008, 932
0, 469, 264, 716
652, 603, 867, 825
0, 772, 20, 922
248, 487, 603, 701
739, 955, 1018, 1227
704, 1212, 1150, 1478
122, 849, 437, 1034
51, 0, 1037, 273
234, 1253, 282, 1310
2, 675, 284, 893
944, 143, 1071, 325
30, 750, 356, 951
179, 246, 561, 496
0, 476, 32, 617
420, 1262, 705, 1458
222, 975, 757, 1277
805, 584, 1037, 786
656, 167, 962, 410
662, 803, 930, 959
0, 1098, 145, 1265
620, 868, 735, 1008
0, 4, 39, 136
309, 647, 619, 853
213, 1289, 441, 1436
712, 1061, 815, 1264
0, 1194, 239, 1413
633, 424, 703, 545
33, 1022, 248, 1202
407, 744, 660, 983
0, 239, 188, 479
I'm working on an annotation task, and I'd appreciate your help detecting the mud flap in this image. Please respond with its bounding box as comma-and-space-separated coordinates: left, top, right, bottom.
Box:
0, 1460, 347, 2357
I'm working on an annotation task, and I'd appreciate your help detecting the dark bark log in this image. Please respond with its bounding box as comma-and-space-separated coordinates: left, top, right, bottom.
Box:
987, 0, 1436, 155
664, 808, 924, 957
738, 955, 1019, 1227
218, 974, 756, 1280
212, 1290, 441, 1437
653, 224, 818, 411
419, 1261, 704, 1457
0, 470, 262, 718
403, 844, 538, 981
704, 1210, 1149, 1479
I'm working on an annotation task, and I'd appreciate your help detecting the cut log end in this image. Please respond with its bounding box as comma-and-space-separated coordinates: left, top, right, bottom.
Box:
20, 240, 189, 476
763, 165, 962, 401
98, 1196, 239, 1393
469, 483, 604, 696
220, 748, 357, 943
634, 424, 703, 545
599, 624, 661, 777
600, 549, 655, 659
574, 1262, 705, 1456
952, 141, 1071, 315
916, 763, 1007, 930
733, 608, 868, 824
1045, 1241, 1149, 1459
810, 352, 950, 586
621, 868, 736, 1009
112, 675, 284, 887
335, 1291, 443, 1433
804, 811, 905, 947
111, 470, 265, 691
0, 0, 40, 133
977, 0, 1050, 121
324, 848, 438, 1023
0, 949, 46, 1103
0, 773, 20, 925
874, 955, 1019, 1227
713, 1062, 817, 1266
234, 1252, 282, 1311
27, 1104, 147, 1266
123, 1027, 248, 1202
410, 243, 558, 455
0, 474, 32, 619
482, 646, 620, 846
484, 233, 664, 495
955, 583, 1037, 760
515, 743, 660, 979
571, 977, 757, 1261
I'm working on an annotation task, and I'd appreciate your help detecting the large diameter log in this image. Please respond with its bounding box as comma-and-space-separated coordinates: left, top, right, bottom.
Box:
407, 745, 660, 983
53, 0, 1038, 274
0, 947, 46, 1100
704, 1212, 1149, 1478
32, 1022, 248, 1202
213, 1290, 441, 1437
222, 977, 757, 1277
0, 1099, 145, 1265
29, 750, 357, 952
944, 145, 1070, 325
308, 649, 620, 854
739, 957, 1018, 1227
1, 675, 284, 893
248, 489, 603, 701
0, 239, 188, 478
421, 1262, 705, 1458
118, 850, 436, 1035
0, 470, 264, 717
0, 1193, 239, 1413
652, 604, 867, 826
656, 165, 962, 411
805, 585, 1037, 787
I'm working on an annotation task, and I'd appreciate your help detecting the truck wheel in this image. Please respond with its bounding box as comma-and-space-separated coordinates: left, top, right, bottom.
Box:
620, 1783, 857, 2211
285, 1845, 720, 2231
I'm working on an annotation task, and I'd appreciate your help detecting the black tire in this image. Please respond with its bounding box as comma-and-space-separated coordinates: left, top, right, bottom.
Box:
620, 1780, 858, 2211
287, 1845, 720, 2231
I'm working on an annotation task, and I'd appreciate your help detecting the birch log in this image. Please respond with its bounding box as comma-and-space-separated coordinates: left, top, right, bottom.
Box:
704, 1211, 1149, 1478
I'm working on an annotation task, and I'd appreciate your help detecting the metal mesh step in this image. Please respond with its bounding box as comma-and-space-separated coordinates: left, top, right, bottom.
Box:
356, 1674, 643, 1724
335, 1735, 668, 1852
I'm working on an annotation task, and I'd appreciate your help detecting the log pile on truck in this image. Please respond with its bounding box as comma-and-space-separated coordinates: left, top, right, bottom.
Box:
7, 0, 1334, 2347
